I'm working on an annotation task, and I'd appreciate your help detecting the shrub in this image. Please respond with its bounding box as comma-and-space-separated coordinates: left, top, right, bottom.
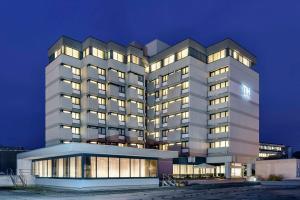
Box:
267, 174, 283, 181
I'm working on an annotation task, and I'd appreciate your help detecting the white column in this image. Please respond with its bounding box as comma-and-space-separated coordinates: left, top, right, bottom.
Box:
225, 162, 231, 179
247, 163, 252, 177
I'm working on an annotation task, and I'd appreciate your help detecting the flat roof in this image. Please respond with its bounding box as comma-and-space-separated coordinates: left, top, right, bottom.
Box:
17, 143, 178, 160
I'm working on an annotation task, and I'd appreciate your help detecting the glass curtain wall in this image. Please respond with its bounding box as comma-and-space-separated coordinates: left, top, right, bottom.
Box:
32, 155, 157, 179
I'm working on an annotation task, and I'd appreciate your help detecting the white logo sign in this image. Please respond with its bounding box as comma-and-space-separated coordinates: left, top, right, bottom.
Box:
241, 84, 251, 99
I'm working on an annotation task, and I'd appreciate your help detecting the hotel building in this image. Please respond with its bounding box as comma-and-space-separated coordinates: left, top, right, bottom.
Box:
17, 36, 259, 189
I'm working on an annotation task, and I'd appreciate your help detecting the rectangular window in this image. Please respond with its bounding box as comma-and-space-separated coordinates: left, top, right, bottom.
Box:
83, 47, 90, 57
209, 96, 229, 105
98, 83, 106, 91
209, 66, 229, 77
207, 49, 226, 63
150, 61, 161, 72
164, 54, 175, 66
98, 68, 106, 76
109, 157, 119, 177
181, 126, 189, 134
112, 51, 124, 62
210, 111, 229, 120
177, 48, 188, 60
92, 47, 105, 59
209, 81, 229, 91
131, 159, 140, 177
118, 100, 125, 108
181, 112, 189, 119
97, 157, 108, 178
181, 66, 189, 75
210, 140, 229, 148
181, 81, 189, 90
210, 125, 229, 134
65, 46, 80, 59
118, 71, 125, 79
120, 158, 130, 177
162, 74, 168, 83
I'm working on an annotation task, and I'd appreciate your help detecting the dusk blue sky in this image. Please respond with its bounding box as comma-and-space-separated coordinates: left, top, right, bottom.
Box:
0, 0, 299, 150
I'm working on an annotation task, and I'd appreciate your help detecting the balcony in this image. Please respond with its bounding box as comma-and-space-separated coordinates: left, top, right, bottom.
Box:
87, 97, 99, 111
107, 84, 120, 97
128, 88, 144, 100
106, 129, 125, 142
127, 63, 145, 75
147, 81, 158, 91
86, 112, 99, 126
208, 132, 229, 140
127, 117, 143, 128
60, 112, 73, 125
86, 66, 99, 80
208, 73, 228, 84
107, 69, 124, 84
147, 95, 156, 105
85, 127, 99, 140
167, 115, 181, 127
107, 99, 120, 113
87, 82, 99, 96
167, 86, 181, 99
168, 101, 182, 113
107, 114, 125, 127
60, 81, 73, 95
208, 147, 228, 155
60, 96, 73, 110
167, 71, 181, 85
60, 65, 73, 80
208, 117, 229, 126
128, 104, 141, 116
147, 121, 158, 131
167, 130, 181, 143
126, 131, 144, 143
127, 73, 143, 86
208, 102, 229, 111
147, 108, 155, 118
208, 87, 229, 97
59, 127, 73, 141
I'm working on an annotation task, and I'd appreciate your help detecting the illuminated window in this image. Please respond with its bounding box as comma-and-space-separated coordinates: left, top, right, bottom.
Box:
118, 71, 125, 79
65, 46, 80, 59
209, 66, 229, 77
92, 47, 105, 59
97, 112, 106, 120
177, 48, 188, 60
181, 112, 189, 119
112, 51, 124, 62
128, 55, 139, 65
209, 81, 229, 91
150, 61, 161, 72
98, 68, 106, 76
54, 47, 62, 58
163, 54, 175, 66
181, 81, 189, 90
210, 111, 229, 120
230, 49, 251, 67
98, 83, 106, 91
210, 125, 229, 134
209, 96, 229, 105
71, 112, 80, 120
72, 127, 80, 134
71, 82, 80, 91
162, 89, 168, 97
162, 74, 168, 83
207, 49, 226, 63
83, 48, 90, 57
118, 100, 125, 108
118, 114, 125, 122
181, 96, 189, 106
181, 66, 189, 76
162, 102, 168, 111
210, 140, 229, 148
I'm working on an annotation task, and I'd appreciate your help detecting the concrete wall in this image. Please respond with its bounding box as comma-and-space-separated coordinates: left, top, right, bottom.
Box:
256, 159, 300, 179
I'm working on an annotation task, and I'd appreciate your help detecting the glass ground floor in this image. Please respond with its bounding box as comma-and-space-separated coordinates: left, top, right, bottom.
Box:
32, 154, 158, 179
173, 163, 244, 179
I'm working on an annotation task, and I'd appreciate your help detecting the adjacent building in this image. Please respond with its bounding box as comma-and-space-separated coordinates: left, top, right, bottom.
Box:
259, 142, 293, 160
18, 36, 259, 189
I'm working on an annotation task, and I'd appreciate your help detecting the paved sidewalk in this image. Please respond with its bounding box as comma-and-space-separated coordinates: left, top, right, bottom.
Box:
0, 185, 300, 200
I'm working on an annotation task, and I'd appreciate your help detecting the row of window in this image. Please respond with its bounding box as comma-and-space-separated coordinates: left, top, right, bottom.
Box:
209, 111, 229, 120
209, 66, 229, 77
150, 111, 189, 125
209, 81, 229, 91
209, 96, 229, 105
209, 140, 229, 148
210, 125, 229, 134
259, 145, 282, 151
33, 156, 157, 179
148, 48, 189, 72
207, 48, 252, 67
